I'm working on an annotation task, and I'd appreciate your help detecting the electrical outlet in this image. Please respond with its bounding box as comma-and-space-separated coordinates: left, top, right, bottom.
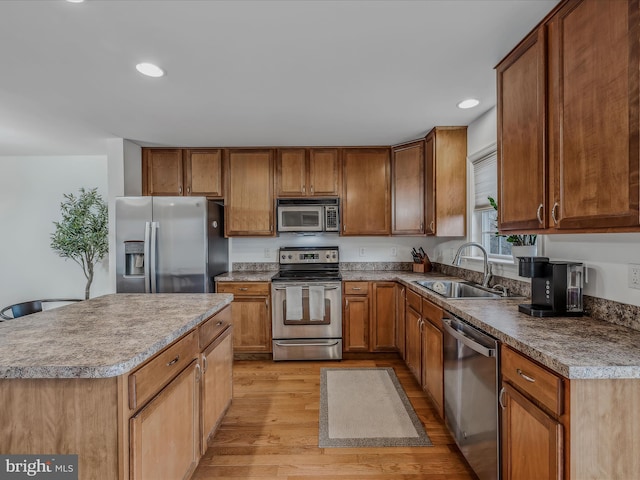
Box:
359, 247, 366, 257
391, 247, 397, 257
629, 264, 640, 289
264, 248, 271, 259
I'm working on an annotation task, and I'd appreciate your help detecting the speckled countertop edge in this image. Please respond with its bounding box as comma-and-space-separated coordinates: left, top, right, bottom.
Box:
0, 293, 233, 379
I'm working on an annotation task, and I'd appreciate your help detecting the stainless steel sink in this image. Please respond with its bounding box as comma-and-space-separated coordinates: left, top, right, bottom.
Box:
414, 280, 503, 299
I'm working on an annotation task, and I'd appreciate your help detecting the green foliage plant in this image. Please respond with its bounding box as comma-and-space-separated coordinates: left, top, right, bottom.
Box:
50, 188, 108, 300
487, 196, 537, 247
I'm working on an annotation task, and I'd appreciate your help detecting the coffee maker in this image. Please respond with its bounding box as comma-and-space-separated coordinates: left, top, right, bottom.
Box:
517, 257, 584, 317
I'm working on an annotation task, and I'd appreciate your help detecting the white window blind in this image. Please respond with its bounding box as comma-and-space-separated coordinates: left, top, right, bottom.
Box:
471, 144, 497, 210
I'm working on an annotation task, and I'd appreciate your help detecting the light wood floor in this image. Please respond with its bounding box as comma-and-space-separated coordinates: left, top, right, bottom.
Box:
192, 357, 478, 480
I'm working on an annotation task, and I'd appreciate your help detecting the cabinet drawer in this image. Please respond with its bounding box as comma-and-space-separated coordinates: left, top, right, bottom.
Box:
128, 330, 198, 411
217, 282, 270, 296
343, 282, 369, 295
501, 345, 563, 416
406, 289, 422, 312
199, 305, 232, 350
421, 298, 443, 330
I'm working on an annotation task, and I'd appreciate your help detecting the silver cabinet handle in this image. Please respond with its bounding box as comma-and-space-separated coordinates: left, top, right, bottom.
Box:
310, 185, 314, 194
195, 363, 201, 382
499, 387, 506, 409
551, 202, 559, 225
167, 355, 179, 367
216, 321, 223, 326
352, 287, 361, 291
187, 186, 191, 194
429, 221, 435, 232
202, 355, 208, 374
343, 224, 346, 232
302, 185, 306, 193
265, 298, 269, 310
517, 368, 536, 383
239, 287, 249, 291
420, 221, 424, 231
179, 185, 183, 194
345, 299, 349, 308
536, 203, 543, 224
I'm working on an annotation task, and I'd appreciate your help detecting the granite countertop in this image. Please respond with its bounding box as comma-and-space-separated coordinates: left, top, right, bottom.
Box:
214, 269, 640, 379
0, 293, 233, 379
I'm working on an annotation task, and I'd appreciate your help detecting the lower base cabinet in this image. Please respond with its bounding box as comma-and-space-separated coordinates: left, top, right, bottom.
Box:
130, 360, 201, 480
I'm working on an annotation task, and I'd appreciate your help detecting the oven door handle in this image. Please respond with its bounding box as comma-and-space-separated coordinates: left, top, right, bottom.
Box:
274, 341, 340, 347
273, 286, 340, 291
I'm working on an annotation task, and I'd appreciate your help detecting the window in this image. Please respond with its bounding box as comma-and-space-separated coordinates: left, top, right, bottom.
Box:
471, 144, 512, 259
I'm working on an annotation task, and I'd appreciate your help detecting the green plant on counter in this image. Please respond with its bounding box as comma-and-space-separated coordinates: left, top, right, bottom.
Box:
488, 196, 537, 246
50, 187, 108, 300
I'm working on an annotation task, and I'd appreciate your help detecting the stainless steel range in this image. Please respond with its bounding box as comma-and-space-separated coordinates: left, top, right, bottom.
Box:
271, 246, 342, 361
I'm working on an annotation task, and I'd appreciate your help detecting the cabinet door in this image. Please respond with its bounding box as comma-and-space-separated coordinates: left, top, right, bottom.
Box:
501, 382, 562, 480
422, 320, 444, 418
143, 149, 184, 196
276, 148, 307, 197
497, 27, 547, 231
185, 149, 223, 197
309, 148, 340, 196
343, 295, 369, 352
432, 127, 467, 237
225, 149, 275, 236
547, 0, 639, 231
342, 148, 391, 235
201, 328, 233, 454
371, 282, 397, 352
396, 284, 406, 359
405, 306, 422, 384
130, 360, 200, 480
424, 133, 436, 235
392, 141, 425, 235
230, 296, 271, 353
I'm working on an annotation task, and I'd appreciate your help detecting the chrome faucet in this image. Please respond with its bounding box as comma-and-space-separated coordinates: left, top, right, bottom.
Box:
452, 242, 492, 288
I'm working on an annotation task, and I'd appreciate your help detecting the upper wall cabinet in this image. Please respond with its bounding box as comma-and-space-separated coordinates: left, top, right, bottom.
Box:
276, 148, 340, 197
497, 0, 640, 233
142, 148, 223, 198
342, 148, 391, 235
425, 127, 467, 237
496, 27, 547, 231
225, 149, 275, 237
392, 141, 425, 235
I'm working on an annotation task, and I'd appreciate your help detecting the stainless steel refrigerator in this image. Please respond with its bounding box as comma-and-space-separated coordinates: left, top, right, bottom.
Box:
115, 197, 228, 293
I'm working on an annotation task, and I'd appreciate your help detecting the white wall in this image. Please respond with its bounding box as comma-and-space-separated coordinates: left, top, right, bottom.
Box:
0, 156, 110, 309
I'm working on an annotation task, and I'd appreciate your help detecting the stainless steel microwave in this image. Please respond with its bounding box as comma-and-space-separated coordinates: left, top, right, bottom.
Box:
276, 198, 340, 233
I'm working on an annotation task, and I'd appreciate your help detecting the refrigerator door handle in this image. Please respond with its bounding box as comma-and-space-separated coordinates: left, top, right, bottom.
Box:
143, 221, 152, 293
150, 222, 159, 294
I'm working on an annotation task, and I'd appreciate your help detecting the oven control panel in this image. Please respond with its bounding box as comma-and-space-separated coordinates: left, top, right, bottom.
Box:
279, 247, 339, 265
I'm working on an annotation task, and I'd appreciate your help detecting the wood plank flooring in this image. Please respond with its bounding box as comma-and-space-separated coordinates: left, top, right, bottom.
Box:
191, 358, 477, 480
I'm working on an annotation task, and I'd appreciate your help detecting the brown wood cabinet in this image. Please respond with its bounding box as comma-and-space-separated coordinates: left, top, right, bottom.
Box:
371, 282, 397, 352
276, 148, 340, 197
199, 307, 233, 455
396, 283, 406, 360
421, 298, 444, 419
130, 359, 200, 480
404, 289, 422, 383
500, 346, 563, 480
142, 148, 223, 197
343, 290, 370, 352
392, 141, 425, 235
342, 148, 391, 235
424, 127, 467, 237
498, 0, 640, 234
225, 149, 275, 236
216, 282, 272, 353
496, 27, 547, 231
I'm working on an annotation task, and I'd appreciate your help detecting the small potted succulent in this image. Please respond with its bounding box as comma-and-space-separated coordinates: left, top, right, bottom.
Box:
488, 196, 537, 263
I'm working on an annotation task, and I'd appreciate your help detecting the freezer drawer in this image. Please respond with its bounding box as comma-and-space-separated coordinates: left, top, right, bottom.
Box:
272, 339, 342, 361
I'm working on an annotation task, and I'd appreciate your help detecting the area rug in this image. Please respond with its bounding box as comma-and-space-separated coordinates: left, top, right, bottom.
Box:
319, 367, 432, 447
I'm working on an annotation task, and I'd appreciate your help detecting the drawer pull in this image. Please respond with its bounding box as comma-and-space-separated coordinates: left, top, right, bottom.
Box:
352, 287, 361, 291
499, 387, 506, 410
167, 356, 180, 367
517, 368, 536, 383
239, 287, 249, 291
216, 321, 223, 326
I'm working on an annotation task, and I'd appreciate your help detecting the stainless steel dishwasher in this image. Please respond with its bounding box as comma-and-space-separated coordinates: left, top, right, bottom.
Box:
442, 315, 500, 480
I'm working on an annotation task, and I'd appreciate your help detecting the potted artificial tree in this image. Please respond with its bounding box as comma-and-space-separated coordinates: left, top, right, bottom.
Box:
50, 187, 109, 300
488, 196, 537, 263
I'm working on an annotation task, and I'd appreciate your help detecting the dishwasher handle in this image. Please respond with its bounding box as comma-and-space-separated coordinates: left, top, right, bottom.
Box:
442, 318, 497, 358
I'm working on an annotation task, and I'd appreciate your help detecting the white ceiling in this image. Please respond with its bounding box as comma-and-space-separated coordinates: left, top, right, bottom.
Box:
0, 0, 558, 156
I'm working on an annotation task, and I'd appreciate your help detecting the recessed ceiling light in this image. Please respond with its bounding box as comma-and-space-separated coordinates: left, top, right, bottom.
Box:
457, 98, 480, 109
135, 63, 165, 78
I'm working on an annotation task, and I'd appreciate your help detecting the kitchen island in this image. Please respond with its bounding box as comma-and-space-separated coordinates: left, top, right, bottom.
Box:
0, 293, 233, 480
